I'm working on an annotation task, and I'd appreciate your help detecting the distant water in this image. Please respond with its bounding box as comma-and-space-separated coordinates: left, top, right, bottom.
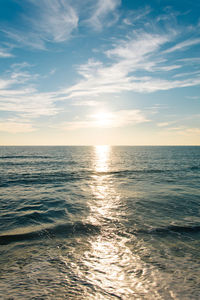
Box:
0, 146, 200, 299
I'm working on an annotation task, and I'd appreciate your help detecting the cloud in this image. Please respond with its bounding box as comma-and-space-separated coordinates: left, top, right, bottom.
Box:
177, 57, 200, 64
61, 30, 200, 99
0, 71, 59, 118
0, 78, 14, 89
0, 63, 38, 88
157, 122, 171, 127
123, 6, 151, 26
0, 89, 59, 117
63, 33, 168, 97
173, 70, 200, 78
0, 62, 62, 120
0, 120, 36, 133
164, 38, 200, 53
72, 100, 100, 106
10, 62, 33, 71
87, 0, 121, 30
105, 32, 167, 60
185, 95, 199, 100
3, 0, 78, 49
163, 126, 200, 137
182, 128, 200, 135
54, 109, 148, 130
0, 48, 13, 58
2, 27, 199, 122
27, 0, 78, 43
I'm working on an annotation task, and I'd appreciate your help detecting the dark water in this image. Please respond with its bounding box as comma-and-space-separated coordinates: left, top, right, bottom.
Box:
0, 146, 200, 299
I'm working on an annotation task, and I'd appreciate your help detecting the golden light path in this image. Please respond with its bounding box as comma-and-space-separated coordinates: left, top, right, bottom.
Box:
81, 145, 151, 299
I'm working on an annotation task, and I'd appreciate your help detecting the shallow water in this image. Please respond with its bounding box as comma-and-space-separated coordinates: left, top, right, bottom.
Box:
0, 146, 200, 299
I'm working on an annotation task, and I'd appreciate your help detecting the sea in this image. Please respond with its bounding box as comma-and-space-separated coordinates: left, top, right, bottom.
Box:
0, 146, 200, 299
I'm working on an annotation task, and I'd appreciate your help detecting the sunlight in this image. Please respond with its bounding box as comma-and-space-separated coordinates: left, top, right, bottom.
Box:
92, 112, 113, 128
82, 145, 147, 298
94, 145, 110, 173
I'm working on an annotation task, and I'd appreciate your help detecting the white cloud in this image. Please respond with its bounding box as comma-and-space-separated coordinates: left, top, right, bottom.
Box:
72, 100, 100, 106
0, 48, 13, 58
27, 0, 78, 43
61, 31, 200, 99
164, 38, 200, 54
0, 79, 14, 89
3, 30, 47, 50
10, 62, 33, 71
177, 57, 200, 64
106, 32, 167, 61
87, 0, 121, 30
0, 64, 38, 88
0, 71, 59, 117
3, 0, 79, 49
0, 90, 59, 117
163, 126, 200, 137
156, 65, 181, 71
0, 63, 62, 119
157, 122, 171, 127
173, 70, 200, 78
123, 6, 151, 26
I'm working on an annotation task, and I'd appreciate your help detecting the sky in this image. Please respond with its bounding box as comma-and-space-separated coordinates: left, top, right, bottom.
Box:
0, 0, 200, 145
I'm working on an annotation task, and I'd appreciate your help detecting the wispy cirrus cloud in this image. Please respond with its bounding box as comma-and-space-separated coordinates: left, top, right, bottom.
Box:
123, 6, 151, 26
164, 37, 200, 53
1, 0, 122, 49
0, 68, 59, 118
2, 0, 78, 49
60, 30, 200, 100
87, 0, 121, 30
0, 47, 13, 58
0, 76, 59, 132
26, 0, 78, 43
0, 88, 59, 118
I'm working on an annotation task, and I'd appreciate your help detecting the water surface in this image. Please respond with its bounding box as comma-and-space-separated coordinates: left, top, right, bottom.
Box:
0, 146, 200, 299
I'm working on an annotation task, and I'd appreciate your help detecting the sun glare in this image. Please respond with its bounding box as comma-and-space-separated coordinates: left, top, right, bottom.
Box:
92, 112, 113, 127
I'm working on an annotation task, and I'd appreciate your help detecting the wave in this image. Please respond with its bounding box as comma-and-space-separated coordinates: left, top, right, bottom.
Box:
1, 164, 199, 187
16, 209, 67, 225
0, 160, 77, 166
190, 166, 200, 170
94, 169, 168, 176
0, 171, 85, 187
136, 224, 200, 236
0, 222, 100, 245
93, 166, 200, 177
0, 155, 51, 159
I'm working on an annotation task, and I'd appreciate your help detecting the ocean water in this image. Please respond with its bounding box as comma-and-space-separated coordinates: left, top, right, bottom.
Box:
0, 146, 200, 300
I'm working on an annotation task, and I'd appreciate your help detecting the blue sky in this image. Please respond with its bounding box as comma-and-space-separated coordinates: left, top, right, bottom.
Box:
0, 0, 200, 145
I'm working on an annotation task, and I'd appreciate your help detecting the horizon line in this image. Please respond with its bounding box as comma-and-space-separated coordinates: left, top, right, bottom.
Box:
0, 145, 200, 147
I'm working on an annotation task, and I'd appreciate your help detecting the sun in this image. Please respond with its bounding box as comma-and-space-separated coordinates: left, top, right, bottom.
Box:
92, 111, 113, 127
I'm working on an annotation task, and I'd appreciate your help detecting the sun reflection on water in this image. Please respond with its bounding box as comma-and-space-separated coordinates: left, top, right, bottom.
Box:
82, 146, 147, 298
87, 145, 120, 225
94, 145, 110, 173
